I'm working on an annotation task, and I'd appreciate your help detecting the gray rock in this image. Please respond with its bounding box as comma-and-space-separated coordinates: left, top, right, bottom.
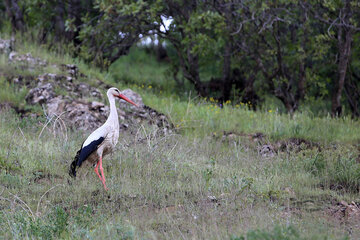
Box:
119, 89, 145, 108
4, 48, 173, 133
9, 51, 47, 67
0, 38, 12, 55
119, 89, 174, 134
26, 83, 55, 104
258, 144, 275, 158
60, 64, 79, 78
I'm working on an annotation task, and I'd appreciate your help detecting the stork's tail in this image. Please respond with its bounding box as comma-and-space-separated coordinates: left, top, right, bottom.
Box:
69, 160, 77, 177
69, 149, 81, 178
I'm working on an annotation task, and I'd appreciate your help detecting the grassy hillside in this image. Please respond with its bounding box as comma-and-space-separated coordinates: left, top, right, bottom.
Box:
1, 36, 360, 239
109, 48, 360, 143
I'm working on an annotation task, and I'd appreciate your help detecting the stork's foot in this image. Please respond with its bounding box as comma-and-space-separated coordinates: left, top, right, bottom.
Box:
94, 161, 102, 181
100, 173, 108, 191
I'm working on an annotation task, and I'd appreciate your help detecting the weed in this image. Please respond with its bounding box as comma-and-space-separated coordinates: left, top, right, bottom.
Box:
301, 147, 360, 193
0, 76, 28, 108
1, 36, 359, 239
231, 225, 301, 240
303, 152, 326, 176
328, 155, 360, 192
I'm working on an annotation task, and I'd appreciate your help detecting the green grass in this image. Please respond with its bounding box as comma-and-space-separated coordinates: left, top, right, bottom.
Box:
0, 76, 28, 108
0, 109, 359, 239
109, 47, 180, 94
130, 88, 360, 143
1, 33, 360, 239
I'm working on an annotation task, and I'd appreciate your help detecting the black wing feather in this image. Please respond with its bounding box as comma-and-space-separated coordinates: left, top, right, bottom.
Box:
77, 137, 105, 167
69, 137, 105, 178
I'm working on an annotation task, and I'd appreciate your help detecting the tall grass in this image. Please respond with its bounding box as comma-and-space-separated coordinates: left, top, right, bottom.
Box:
1, 33, 360, 239
0, 109, 356, 239
124, 88, 360, 143
0, 76, 28, 108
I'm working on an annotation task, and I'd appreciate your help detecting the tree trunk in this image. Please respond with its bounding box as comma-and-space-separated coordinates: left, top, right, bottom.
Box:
295, 6, 308, 103
242, 74, 259, 109
67, 0, 83, 44
54, 0, 66, 42
344, 64, 360, 118
221, 40, 232, 101
4, 0, 25, 32
221, 2, 233, 102
186, 50, 206, 97
174, 41, 207, 97
331, 27, 352, 117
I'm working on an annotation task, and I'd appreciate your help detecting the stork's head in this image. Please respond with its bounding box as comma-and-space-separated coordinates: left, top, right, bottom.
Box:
107, 87, 138, 107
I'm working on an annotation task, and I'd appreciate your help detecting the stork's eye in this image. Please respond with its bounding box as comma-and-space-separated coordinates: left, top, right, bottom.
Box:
115, 89, 119, 93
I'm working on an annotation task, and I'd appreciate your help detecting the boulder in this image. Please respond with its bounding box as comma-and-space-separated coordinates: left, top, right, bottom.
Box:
9, 52, 47, 67
26, 83, 56, 105
0, 38, 12, 55
25, 83, 173, 133
119, 89, 174, 134
60, 64, 79, 78
119, 89, 144, 108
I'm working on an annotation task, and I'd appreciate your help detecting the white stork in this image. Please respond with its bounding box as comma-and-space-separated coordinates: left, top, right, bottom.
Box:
69, 87, 138, 190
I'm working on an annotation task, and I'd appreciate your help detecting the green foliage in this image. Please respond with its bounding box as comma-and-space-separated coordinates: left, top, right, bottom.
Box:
0, 172, 23, 188
2, 9, 360, 238
303, 153, 326, 176
183, 10, 226, 57
2, 0, 360, 114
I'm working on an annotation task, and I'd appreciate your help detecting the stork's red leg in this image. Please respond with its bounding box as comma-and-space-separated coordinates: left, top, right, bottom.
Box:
94, 161, 102, 182
99, 156, 108, 191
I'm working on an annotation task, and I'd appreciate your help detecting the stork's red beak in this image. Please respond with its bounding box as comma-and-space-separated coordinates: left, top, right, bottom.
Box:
118, 94, 139, 107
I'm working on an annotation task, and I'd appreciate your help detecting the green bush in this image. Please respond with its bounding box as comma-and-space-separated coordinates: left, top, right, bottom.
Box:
301, 148, 360, 193
246, 225, 300, 240
231, 226, 300, 240
303, 153, 326, 176
5, 208, 68, 240
231, 225, 349, 240
328, 155, 360, 192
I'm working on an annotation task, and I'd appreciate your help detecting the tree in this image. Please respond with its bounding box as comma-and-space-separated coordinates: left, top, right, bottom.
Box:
229, 1, 312, 113
313, 0, 360, 116
3, 0, 360, 117
78, 0, 157, 67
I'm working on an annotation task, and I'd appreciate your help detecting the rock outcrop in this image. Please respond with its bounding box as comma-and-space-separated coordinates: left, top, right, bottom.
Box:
1, 38, 173, 134
9, 52, 47, 68
0, 38, 13, 55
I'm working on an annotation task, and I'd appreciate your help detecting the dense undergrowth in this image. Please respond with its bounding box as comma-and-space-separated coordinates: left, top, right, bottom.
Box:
0, 34, 360, 239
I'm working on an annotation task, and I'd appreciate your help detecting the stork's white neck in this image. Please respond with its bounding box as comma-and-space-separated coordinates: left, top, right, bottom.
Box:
105, 93, 119, 126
